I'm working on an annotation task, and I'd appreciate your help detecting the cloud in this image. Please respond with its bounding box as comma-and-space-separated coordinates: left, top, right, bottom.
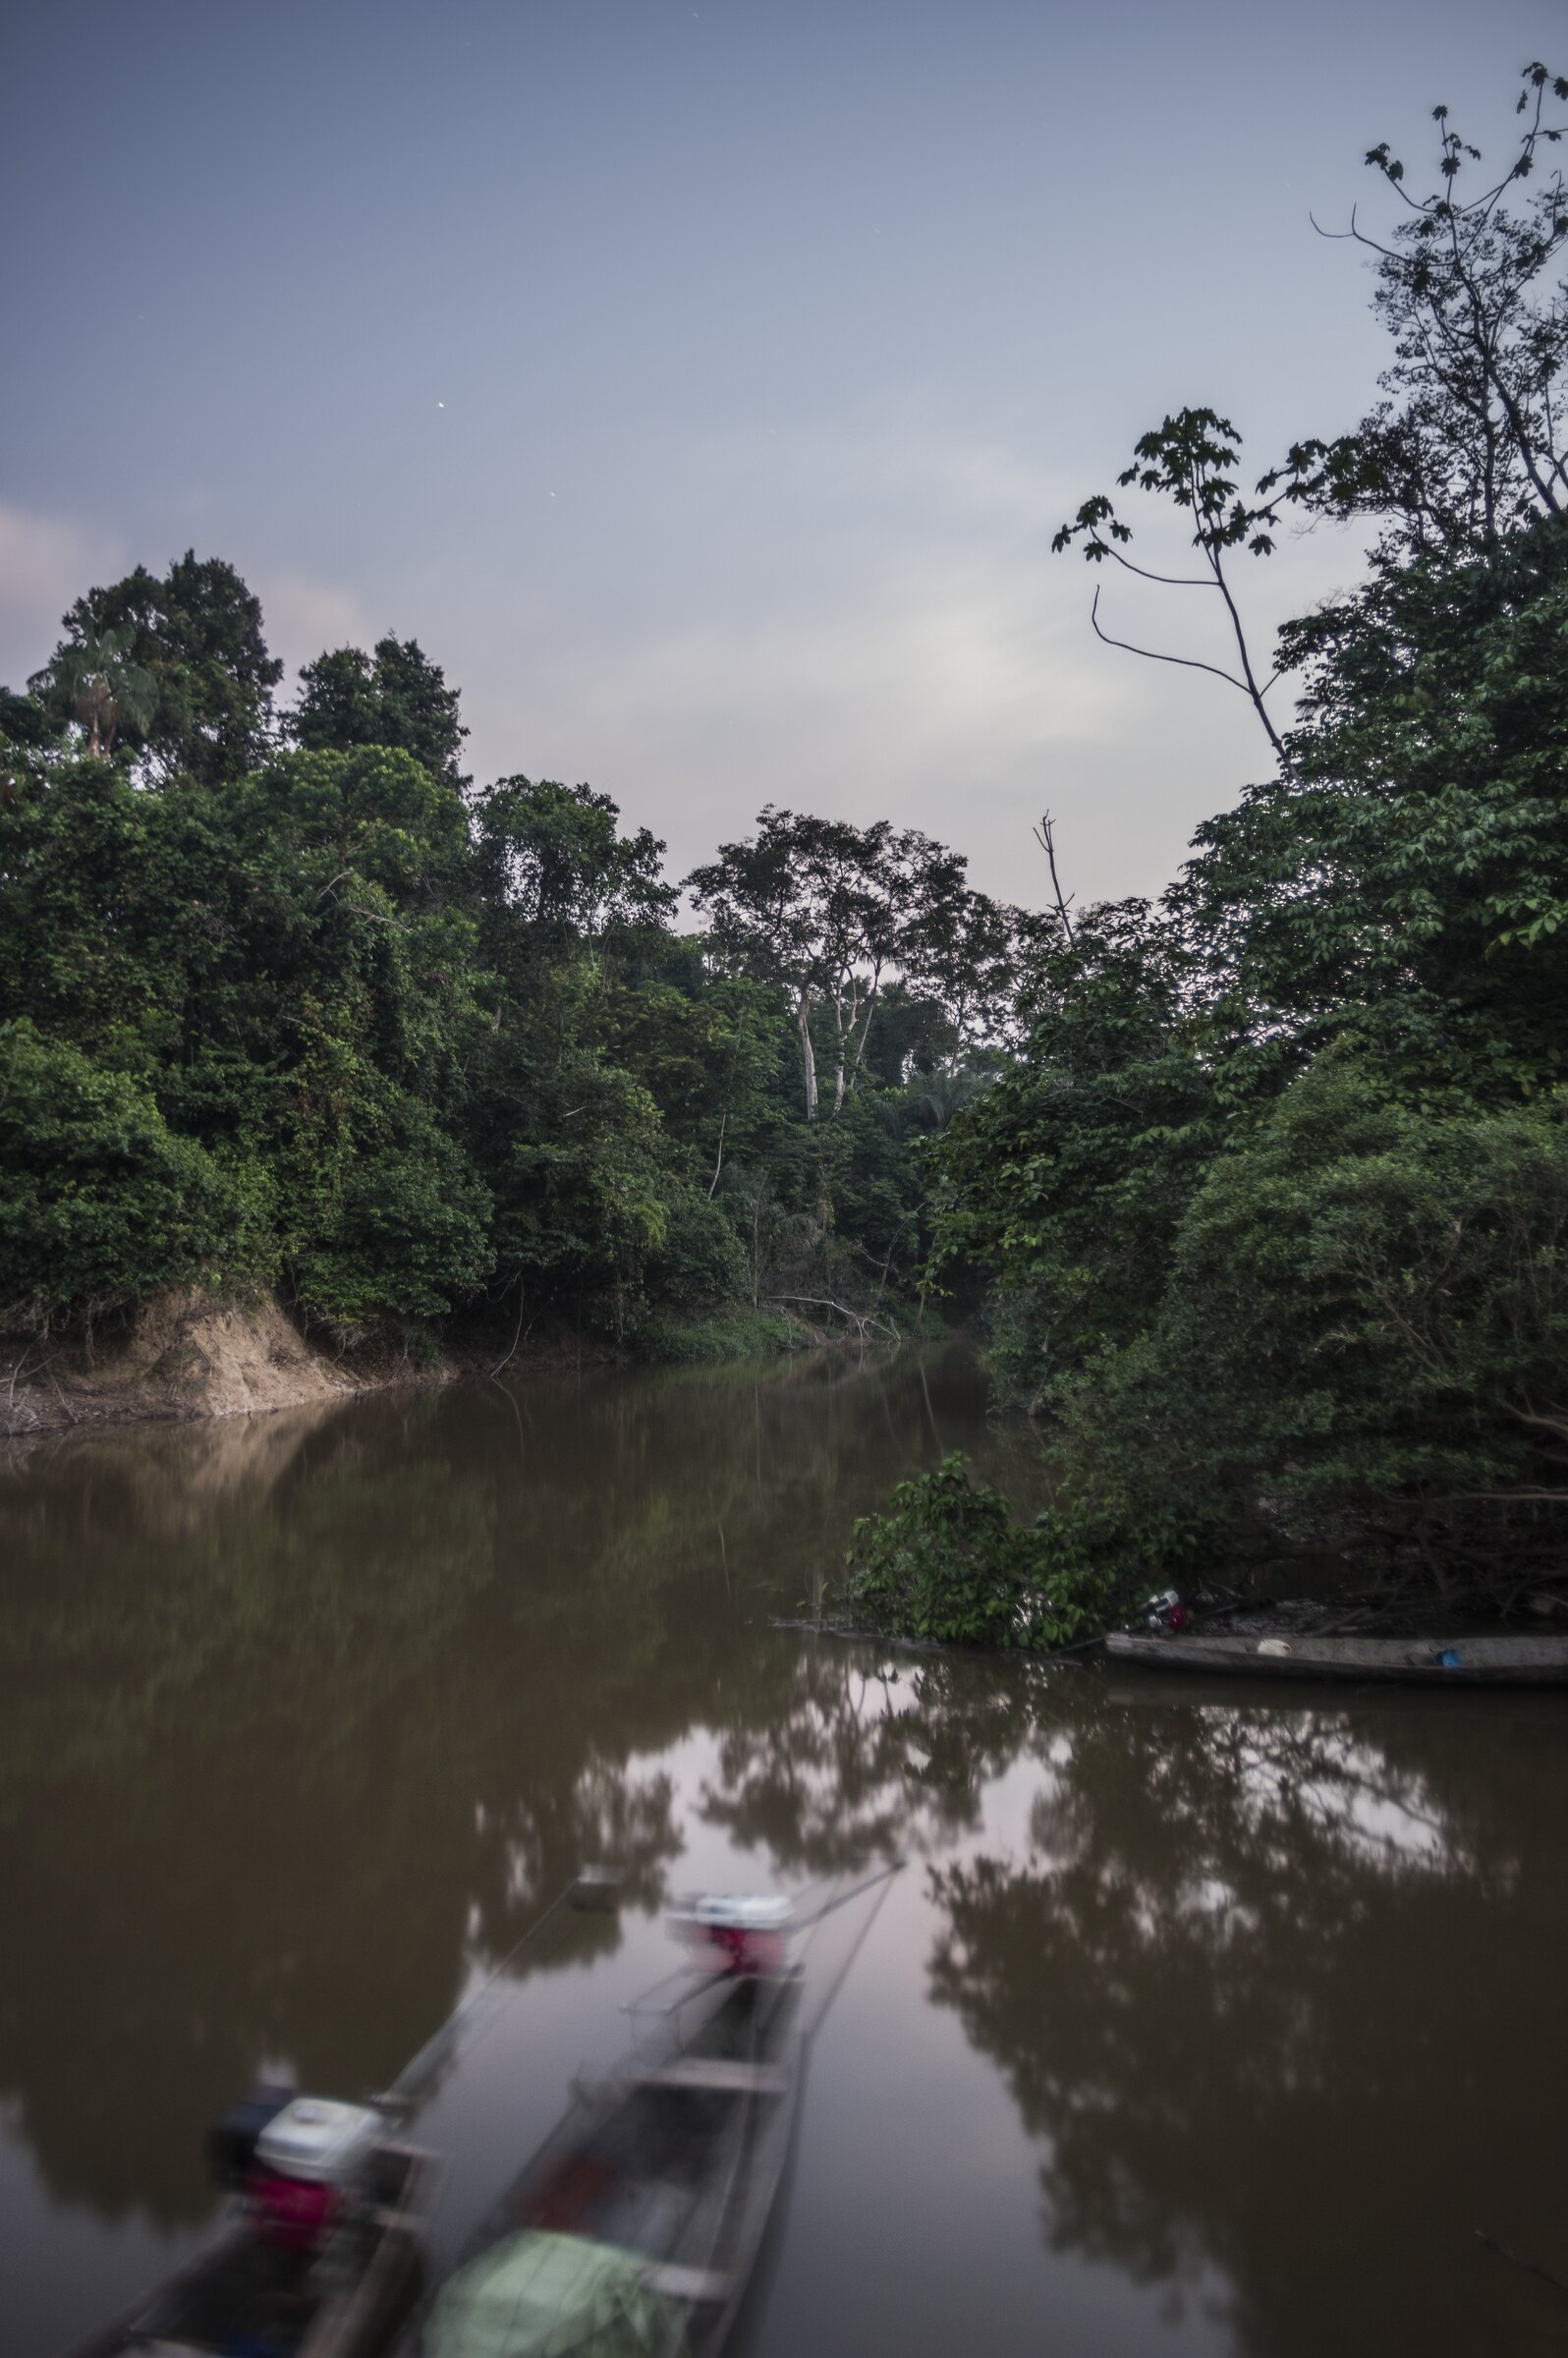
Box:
0, 504, 124, 688
493, 560, 1109, 815
452, 411, 1202, 901
252, 567, 375, 688
450, 408, 1368, 907
0, 512, 375, 717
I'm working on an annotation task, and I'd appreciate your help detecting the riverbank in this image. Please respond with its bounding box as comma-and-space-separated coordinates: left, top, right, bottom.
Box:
0, 1290, 458, 1436
0, 1291, 862, 1436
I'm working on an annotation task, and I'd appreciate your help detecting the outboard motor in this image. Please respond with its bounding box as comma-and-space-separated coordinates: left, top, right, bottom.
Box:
246, 2097, 383, 2256
206, 2085, 295, 2191
1140, 1587, 1188, 1633
670, 1893, 794, 1977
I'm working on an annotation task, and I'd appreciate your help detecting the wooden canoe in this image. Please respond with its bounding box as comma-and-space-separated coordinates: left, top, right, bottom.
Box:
61, 2141, 431, 2358
1104, 1630, 1568, 1685
399, 1961, 805, 2356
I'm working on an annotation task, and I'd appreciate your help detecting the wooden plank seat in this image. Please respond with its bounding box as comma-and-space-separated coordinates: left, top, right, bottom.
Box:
635, 2056, 788, 2097
639, 2262, 734, 2304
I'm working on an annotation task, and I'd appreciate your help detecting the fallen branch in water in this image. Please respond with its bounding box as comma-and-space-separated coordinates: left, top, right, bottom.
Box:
488, 1280, 533, 1377
768, 1296, 901, 1344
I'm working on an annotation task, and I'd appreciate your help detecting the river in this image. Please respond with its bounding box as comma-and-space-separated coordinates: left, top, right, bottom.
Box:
2, 1343, 1566, 2356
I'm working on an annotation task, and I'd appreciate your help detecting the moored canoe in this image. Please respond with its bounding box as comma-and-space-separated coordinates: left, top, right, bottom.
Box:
1103, 1630, 1568, 1685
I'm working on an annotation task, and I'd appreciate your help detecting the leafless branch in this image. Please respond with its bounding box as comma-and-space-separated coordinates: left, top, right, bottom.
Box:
769, 1296, 901, 1344
1091, 586, 1253, 695
1095, 546, 1214, 590
1032, 812, 1076, 944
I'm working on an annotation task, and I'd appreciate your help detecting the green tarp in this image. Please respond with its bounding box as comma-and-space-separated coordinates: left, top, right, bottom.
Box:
425, 2230, 685, 2358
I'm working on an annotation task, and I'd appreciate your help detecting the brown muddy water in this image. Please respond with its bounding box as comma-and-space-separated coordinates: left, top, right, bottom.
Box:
2, 1343, 1566, 2358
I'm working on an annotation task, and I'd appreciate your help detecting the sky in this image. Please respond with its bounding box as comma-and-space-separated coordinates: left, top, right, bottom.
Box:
4, 0, 1565, 912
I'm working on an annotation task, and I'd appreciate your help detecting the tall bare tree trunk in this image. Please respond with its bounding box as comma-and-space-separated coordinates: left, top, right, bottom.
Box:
797, 987, 818, 1119
829, 982, 848, 1117
846, 977, 881, 1095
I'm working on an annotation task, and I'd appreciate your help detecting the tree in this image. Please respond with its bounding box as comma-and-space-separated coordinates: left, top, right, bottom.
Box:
290, 1103, 492, 1327
290, 636, 469, 786
931, 899, 1222, 1404
3, 535, 985, 1351
0, 688, 52, 753
31, 620, 155, 759
938, 500, 1568, 1581
0, 749, 217, 1060
687, 808, 987, 1120
1061, 1056, 1568, 1591
472, 777, 674, 956
1178, 512, 1568, 1100
474, 966, 688, 1332
903, 882, 1044, 1060
1053, 408, 1296, 758
598, 940, 784, 1197
1053, 66, 1568, 752
841, 1452, 1117, 1650
1279, 62, 1568, 561
924, 70, 1568, 1599
33, 553, 281, 783
0, 1023, 247, 1330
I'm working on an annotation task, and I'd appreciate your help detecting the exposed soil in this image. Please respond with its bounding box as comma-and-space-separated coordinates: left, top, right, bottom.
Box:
0, 1289, 458, 1437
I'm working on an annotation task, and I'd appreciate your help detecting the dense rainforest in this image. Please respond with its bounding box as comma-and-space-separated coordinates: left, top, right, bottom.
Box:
0, 565, 1036, 1368
9, 64, 1568, 1628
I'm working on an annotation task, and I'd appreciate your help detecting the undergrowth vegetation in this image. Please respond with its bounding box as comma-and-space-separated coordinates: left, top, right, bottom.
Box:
840, 1453, 1185, 1651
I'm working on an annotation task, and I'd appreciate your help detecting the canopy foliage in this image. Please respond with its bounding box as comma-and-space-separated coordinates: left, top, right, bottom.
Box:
921, 62, 1568, 1608
1, 594, 1017, 1352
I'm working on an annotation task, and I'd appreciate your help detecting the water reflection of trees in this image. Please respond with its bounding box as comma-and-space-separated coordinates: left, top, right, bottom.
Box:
700, 1651, 1042, 1874
0, 1345, 1011, 2228
10, 1357, 1563, 2358
0, 1410, 684, 2226
925, 1691, 1568, 2358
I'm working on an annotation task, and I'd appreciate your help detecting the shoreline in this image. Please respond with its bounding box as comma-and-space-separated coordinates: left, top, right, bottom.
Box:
0, 1291, 892, 1438
0, 1290, 462, 1439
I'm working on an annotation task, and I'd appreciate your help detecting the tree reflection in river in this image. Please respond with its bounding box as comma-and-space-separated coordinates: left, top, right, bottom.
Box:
0, 1345, 1022, 2235
7, 1352, 1565, 2358
0, 1400, 684, 2226
701, 1650, 1048, 1875
926, 1686, 1568, 2358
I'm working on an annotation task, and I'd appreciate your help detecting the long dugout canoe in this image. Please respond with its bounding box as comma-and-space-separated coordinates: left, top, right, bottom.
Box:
1103, 1630, 1568, 1686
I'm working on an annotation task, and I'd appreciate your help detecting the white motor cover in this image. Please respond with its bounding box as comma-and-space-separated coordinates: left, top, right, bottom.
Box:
254, 2098, 381, 2185
688, 1893, 794, 1933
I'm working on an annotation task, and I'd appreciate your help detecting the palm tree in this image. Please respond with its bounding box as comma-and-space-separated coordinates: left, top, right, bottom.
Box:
45, 623, 156, 758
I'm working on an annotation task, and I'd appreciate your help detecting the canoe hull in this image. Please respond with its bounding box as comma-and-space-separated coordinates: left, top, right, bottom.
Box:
1104, 1631, 1568, 1685
59, 2143, 430, 2358
402, 1966, 804, 2357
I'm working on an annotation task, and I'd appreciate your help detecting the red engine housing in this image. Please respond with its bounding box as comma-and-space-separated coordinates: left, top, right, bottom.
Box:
248, 2167, 343, 2254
